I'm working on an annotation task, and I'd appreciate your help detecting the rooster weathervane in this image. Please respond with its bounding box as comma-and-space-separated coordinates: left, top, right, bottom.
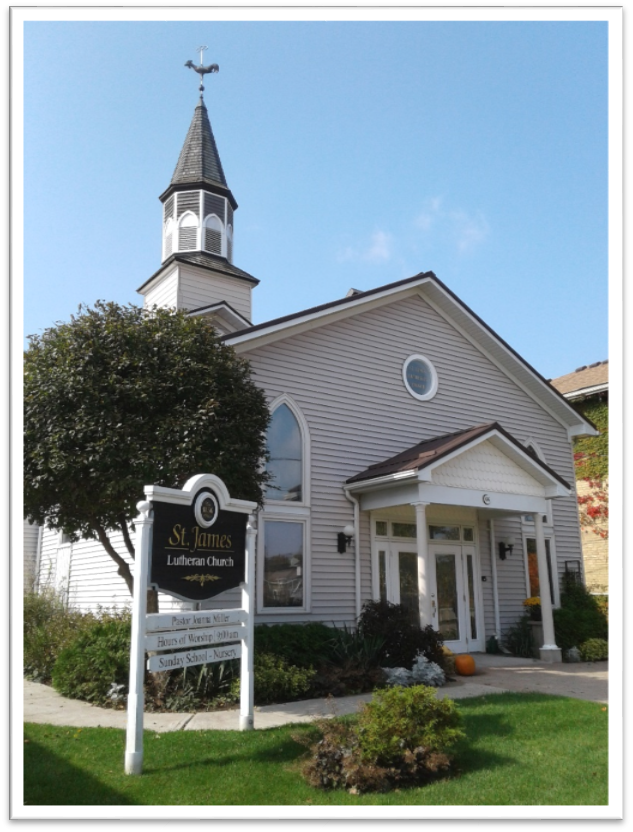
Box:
185, 45, 219, 94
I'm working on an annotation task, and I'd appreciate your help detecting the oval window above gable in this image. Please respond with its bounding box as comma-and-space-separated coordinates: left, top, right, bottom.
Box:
265, 403, 303, 502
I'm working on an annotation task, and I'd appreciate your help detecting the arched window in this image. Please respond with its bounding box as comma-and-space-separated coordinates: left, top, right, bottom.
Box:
203, 214, 223, 255
178, 212, 198, 251
265, 403, 303, 502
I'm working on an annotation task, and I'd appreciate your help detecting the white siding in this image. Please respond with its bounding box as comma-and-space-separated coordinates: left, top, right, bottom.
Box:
432, 441, 545, 496
143, 268, 179, 310
23, 520, 40, 593
38, 527, 189, 614
243, 293, 582, 629
178, 265, 252, 321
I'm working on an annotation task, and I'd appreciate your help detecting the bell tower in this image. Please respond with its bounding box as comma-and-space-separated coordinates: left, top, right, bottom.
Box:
137, 49, 258, 334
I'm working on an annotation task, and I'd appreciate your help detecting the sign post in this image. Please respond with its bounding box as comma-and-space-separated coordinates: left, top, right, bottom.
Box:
124, 500, 152, 775
124, 475, 257, 775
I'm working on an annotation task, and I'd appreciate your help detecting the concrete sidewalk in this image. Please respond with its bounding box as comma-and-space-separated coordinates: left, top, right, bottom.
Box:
23, 653, 607, 733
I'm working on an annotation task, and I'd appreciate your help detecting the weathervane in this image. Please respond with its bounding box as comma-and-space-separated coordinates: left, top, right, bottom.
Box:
185, 45, 219, 94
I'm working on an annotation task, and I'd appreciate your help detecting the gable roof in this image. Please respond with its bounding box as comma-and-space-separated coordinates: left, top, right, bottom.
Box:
550, 360, 608, 399
346, 422, 570, 491
223, 271, 597, 438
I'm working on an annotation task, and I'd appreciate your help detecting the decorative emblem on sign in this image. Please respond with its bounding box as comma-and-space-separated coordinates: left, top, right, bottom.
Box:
482, 494, 491, 505
183, 573, 221, 587
194, 490, 219, 528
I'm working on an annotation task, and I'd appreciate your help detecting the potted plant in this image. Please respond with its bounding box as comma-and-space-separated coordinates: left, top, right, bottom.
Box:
523, 596, 542, 621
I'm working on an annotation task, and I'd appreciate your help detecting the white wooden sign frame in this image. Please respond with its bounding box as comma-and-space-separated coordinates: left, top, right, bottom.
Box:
125, 474, 257, 776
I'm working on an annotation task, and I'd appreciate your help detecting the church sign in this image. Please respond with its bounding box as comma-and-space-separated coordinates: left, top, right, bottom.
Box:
125, 473, 257, 776
150, 487, 248, 601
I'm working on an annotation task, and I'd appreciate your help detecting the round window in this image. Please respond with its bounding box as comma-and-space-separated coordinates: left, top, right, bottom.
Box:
402, 354, 438, 401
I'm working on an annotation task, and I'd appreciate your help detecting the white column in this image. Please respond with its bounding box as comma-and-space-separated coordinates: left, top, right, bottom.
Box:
239, 514, 257, 730
413, 501, 433, 628
489, 519, 501, 640
125, 500, 153, 775
534, 513, 562, 662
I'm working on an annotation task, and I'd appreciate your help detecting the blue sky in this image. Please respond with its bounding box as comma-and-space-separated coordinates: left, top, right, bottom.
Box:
22, 15, 609, 379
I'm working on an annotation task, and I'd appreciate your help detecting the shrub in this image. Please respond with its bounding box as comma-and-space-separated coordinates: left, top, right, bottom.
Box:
579, 638, 608, 662
254, 623, 337, 668
310, 625, 386, 697
501, 614, 534, 658
253, 653, 316, 705
24, 590, 99, 682
146, 659, 240, 712
553, 579, 608, 652
357, 685, 464, 765
51, 613, 131, 705
302, 684, 464, 793
356, 601, 445, 669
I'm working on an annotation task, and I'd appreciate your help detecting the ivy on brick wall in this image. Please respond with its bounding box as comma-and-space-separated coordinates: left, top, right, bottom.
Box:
573, 398, 608, 481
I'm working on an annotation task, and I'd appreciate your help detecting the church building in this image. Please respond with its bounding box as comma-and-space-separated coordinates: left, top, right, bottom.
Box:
32, 66, 598, 661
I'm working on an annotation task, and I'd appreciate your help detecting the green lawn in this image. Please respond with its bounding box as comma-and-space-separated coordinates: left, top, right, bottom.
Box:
24, 693, 608, 806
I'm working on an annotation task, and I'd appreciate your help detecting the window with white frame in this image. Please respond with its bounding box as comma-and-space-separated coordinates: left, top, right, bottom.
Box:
262, 518, 306, 608
177, 212, 198, 251
204, 214, 223, 255
525, 536, 558, 606
260, 397, 310, 611
265, 403, 304, 502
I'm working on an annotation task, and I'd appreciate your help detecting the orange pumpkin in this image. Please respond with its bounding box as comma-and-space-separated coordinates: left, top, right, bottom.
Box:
454, 654, 476, 676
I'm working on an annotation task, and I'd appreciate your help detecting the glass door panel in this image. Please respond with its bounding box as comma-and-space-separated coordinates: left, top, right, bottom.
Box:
398, 551, 419, 627
466, 553, 477, 640
378, 550, 387, 603
435, 553, 460, 642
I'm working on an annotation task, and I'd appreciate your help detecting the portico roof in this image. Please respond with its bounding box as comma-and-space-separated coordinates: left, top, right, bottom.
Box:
346, 422, 570, 490
344, 422, 571, 515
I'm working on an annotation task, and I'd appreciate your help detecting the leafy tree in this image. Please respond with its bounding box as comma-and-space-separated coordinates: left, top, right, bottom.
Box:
24, 301, 270, 610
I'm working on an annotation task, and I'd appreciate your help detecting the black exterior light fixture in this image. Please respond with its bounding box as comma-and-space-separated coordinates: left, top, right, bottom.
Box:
498, 537, 515, 560
337, 525, 355, 554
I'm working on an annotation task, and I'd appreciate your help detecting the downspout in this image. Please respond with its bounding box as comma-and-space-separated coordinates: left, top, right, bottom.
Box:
489, 519, 501, 640
343, 487, 361, 620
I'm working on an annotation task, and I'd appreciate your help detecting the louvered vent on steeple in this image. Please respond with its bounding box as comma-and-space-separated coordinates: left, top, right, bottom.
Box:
177, 191, 200, 218
204, 192, 225, 223
164, 195, 174, 223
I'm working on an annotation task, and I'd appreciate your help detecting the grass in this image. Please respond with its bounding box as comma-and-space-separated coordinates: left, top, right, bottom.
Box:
23, 693, 608, 806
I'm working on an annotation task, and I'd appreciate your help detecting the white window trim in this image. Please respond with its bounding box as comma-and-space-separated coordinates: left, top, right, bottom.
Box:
203, 213, 225, 257
402, 354, 439, 401
264, 394, 311, 509
176, 210, 198, 252
257, 508, 311, 614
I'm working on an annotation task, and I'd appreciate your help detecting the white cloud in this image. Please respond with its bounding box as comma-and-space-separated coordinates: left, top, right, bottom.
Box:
450, 210, 490, 252
364, 230, 393, 263
336, 229, 393, 264
415, 196, 443, 232
415, 197, 489, 254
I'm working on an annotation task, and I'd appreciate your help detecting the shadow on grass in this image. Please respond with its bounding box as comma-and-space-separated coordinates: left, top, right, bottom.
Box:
143, 732, 310, 775
24, 737, 136, 806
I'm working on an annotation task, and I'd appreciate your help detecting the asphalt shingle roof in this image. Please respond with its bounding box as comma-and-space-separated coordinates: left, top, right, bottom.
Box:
346, 422, 570, 489
171, 96, 228, 189
550, 361, 608, 397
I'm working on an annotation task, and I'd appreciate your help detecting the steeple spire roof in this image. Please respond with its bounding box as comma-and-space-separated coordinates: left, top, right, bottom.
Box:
170, 95, 228, 190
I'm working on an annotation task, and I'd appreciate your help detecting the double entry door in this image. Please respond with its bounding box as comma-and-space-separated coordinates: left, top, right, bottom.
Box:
378, 542, 483, 654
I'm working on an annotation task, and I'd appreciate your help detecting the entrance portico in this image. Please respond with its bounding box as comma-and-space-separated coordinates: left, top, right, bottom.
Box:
345, 423, 571, 662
